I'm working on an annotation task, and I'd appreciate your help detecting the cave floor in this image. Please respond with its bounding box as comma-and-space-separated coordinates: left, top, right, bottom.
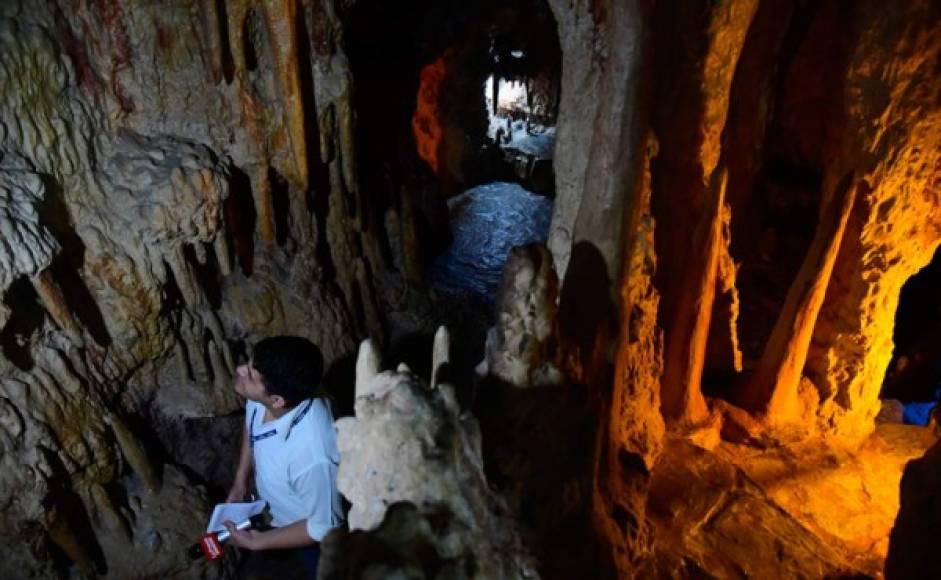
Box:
715, 423, 938, 575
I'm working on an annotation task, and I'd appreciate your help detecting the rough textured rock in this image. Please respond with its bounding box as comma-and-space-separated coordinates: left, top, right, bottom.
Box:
718, 423, 937, 575
0, 170, 59, 292
805, 0, 941, 442
320, 502, 514, 580
335, 336, 538, 579
483, 244, 561, 387
643, 438, 861, 579
546, 0, 647, 284
0, 0, 381, 576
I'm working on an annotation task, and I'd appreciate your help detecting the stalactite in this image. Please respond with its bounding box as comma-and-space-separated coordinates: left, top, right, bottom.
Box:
106, 413, 161, 493
226, 0, 276, 246
31, 269, 81, 336
250, 168, 277, 246
89, 483, 132, 542
192, 241, 209, 266
743, 173, 858, 425
318, 102, 336, 164
260, 0, 308, 191
354, 257, 383, 342
167, 245, 203, 308
400, 187, 423, 286
203, 0, 225, 84
200, 310, 234, 374
45, 504, 97, 577
660, 168, 728, 425
337, 93, 358, 200
492, 74, 499, 116
208, 340, 231, 393
213, 228, 233, 276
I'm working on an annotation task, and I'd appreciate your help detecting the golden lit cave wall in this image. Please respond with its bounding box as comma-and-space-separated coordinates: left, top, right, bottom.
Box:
641, 0, 941, 440
545, 0, 941, 575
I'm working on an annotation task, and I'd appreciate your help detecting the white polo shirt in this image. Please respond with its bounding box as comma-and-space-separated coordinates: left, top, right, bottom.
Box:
246, 397, 344, 541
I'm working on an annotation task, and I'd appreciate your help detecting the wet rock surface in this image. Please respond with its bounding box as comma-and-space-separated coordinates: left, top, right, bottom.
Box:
429, 181, 552, 300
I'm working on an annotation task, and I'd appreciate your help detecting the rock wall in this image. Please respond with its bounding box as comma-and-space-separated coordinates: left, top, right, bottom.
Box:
0, 0, 384, 577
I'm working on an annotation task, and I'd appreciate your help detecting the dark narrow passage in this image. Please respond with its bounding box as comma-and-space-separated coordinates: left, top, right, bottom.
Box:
881, 246, 941, 424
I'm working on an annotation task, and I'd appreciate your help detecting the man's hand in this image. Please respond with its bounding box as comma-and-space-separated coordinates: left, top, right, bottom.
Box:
222, 519, 317, 551
223, 520, 264, 550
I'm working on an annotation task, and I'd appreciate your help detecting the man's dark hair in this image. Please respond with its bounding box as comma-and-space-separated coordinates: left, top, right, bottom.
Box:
251, 336, 324, 408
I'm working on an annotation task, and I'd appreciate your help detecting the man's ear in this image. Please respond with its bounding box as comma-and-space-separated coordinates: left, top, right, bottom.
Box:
269, 394, 286, 410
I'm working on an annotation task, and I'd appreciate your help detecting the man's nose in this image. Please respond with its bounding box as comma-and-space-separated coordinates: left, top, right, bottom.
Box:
236, 363, 249, 377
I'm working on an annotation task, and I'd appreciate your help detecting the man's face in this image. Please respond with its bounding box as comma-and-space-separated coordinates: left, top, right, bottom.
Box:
234, 360, 268, 403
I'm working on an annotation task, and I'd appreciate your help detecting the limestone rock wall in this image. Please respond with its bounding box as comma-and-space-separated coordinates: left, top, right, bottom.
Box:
806, 0, 941, 440
0, 1, 382, 577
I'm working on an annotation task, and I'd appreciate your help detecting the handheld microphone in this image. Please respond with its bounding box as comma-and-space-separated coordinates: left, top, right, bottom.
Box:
186, 515, 261, 560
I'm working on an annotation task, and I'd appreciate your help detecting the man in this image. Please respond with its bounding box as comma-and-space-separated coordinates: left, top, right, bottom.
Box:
223, 336, 344, 578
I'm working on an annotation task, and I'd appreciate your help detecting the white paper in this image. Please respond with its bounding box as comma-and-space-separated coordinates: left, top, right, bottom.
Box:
206, 500, 267, 533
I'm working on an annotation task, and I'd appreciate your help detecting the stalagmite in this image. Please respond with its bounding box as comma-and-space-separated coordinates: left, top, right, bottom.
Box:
744, 173, 858, 425
354, 338, 380, 399
660, 168, 728, 425
31, 269, 80, 336
711, 203, 743, 373
431, 325, 450, 389
106, 413, 162, 493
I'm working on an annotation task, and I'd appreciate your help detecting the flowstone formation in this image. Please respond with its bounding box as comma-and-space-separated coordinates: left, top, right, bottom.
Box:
330, 331, 538, 579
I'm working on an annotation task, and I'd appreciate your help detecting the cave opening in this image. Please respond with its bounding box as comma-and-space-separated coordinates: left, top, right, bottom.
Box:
346, 0, 559, 302
0, 277, 45, 370
344, 0, 561, 384
881, 245, 941, 423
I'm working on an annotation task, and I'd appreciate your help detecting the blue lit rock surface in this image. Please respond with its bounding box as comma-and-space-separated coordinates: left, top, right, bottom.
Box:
429, 181, 552, 300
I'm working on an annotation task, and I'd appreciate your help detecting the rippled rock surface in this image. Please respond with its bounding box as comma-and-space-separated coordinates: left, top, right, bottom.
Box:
429, 182, 552, 300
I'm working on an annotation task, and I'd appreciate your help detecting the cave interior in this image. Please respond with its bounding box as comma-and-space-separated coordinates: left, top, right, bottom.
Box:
0, 0, 939, 578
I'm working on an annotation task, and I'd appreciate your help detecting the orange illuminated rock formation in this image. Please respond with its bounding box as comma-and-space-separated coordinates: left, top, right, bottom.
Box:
412, 54, 448, 177
743, 173, 858, 427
